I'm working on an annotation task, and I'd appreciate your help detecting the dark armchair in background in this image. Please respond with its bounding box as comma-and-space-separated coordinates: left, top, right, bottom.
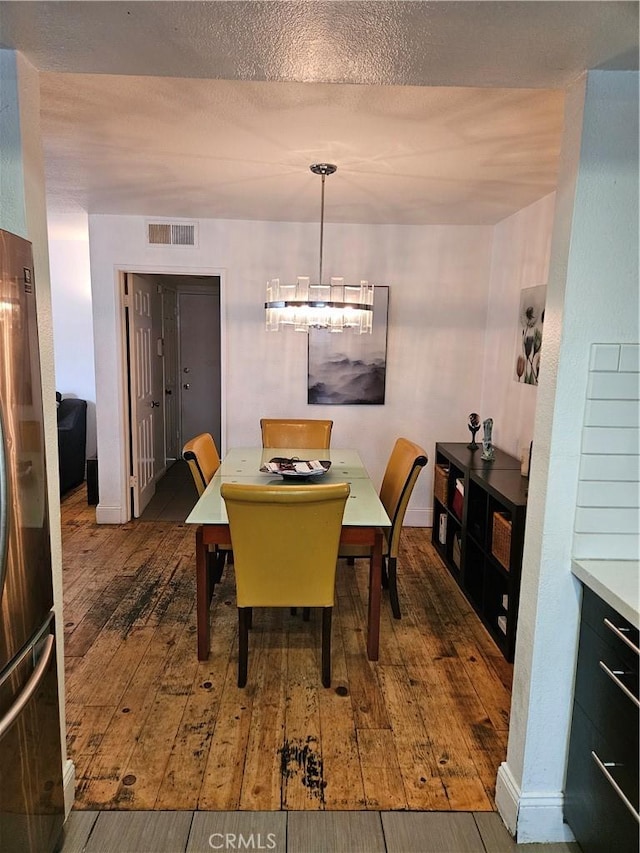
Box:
56, 392, 87, 495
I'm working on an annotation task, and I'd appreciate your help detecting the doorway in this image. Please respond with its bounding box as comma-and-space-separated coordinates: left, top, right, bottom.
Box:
178, 286, 222, 453
123, 272, 221, 517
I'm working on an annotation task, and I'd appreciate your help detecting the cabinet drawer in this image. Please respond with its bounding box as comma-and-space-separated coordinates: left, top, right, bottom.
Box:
575, 620, 639, 763
566, 702, 640, 853
583, 587, 639, 674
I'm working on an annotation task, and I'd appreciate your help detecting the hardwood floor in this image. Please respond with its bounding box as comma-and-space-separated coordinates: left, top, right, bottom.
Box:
61, 483, 512, 812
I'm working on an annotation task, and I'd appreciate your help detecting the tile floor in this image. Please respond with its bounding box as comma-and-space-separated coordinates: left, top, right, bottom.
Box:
137, 461, 197, 522
59, 809, 580, 853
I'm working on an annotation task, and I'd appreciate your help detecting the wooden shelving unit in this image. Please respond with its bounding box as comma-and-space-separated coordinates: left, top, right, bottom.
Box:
432, 442, 528, 661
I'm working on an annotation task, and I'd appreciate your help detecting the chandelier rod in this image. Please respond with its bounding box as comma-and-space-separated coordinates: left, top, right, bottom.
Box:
319, 171, 326, 287
310, 163, 337, 288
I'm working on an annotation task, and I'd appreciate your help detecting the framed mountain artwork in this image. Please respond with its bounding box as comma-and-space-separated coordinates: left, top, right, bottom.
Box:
308, 286, 389, 405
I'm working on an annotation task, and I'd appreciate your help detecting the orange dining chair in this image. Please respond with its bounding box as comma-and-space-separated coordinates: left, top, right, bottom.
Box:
220, 481, 350, 688
182, 432, 232, 585
340, 437, 428, 619
260, 418, 333, 449
182, 432, 221, 494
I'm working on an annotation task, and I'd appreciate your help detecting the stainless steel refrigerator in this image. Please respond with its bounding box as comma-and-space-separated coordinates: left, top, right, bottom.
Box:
0, 230, 65, 852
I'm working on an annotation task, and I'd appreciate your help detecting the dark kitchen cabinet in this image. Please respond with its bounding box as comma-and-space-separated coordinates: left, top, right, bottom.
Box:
565, 587, 639, 852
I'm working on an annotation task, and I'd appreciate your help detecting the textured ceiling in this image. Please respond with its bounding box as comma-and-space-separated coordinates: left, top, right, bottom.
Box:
1, 1, 637, 225
39, 76, 566, 224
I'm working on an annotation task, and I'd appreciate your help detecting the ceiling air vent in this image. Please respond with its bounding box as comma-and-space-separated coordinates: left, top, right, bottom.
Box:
146, 221, 198, 247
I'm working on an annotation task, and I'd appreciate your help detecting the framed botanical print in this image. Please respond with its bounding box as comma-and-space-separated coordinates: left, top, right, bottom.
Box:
514, 284, 546, 385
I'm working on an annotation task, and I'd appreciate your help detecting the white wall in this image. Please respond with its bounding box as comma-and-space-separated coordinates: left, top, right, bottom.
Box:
48, 212, 97, 458
496, 70, 639, 842
574, 343, 639, 559
88, 216, 494, 523
481, 194, 555, 457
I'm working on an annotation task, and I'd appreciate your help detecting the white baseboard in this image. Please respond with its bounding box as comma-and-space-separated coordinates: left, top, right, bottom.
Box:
405, 507, 433, 527
96, 503, 127, 524
496, 762, 575, 843
94, 503, 434, 527
495, 762, 519, 836
63, 759, 75, 819
93, 501, 434, 528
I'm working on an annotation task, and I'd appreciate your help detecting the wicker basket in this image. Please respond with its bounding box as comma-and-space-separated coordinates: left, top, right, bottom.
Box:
434, 463, 449, 506
492, 512, 512, 570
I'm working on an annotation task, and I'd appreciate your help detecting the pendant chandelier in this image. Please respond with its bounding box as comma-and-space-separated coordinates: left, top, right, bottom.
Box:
265, 164, 374, 333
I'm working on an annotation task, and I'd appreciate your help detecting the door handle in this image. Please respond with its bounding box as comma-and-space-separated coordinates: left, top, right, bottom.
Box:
151, 401, 160, 408
183, 383, 190, 390
183, 367, 190, 373
165, 389, 172, 395
0, 634, 54, 741
0, 400, 8, 603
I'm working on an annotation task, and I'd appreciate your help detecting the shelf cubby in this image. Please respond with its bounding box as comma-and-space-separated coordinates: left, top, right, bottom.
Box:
464, 538, 485, 609
445, 514, 462, 572
467, 479, 488, 547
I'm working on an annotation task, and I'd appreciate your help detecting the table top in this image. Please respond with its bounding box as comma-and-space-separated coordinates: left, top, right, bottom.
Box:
216, 447, 370, 479
186, 447, 391, 528
436, 441, 521, 471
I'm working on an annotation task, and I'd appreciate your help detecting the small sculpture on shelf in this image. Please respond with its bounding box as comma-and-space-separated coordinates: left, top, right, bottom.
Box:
481, 417, 495, 461
467, 412, 481, 450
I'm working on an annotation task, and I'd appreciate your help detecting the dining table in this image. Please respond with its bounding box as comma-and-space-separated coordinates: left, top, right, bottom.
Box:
185, 447, 391, 662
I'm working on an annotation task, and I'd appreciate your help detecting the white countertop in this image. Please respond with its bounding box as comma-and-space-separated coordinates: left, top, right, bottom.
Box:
571, 559, 640, 628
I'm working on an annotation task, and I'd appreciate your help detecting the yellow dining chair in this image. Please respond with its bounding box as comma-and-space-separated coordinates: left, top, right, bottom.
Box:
341, 437, 428, 619
220, 481, 350, 688
182, 432, 221, 494
182, 432, 231, 585
260, 418, 333, 449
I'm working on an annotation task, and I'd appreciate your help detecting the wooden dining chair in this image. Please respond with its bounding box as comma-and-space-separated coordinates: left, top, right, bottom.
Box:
182, 432, 231, 585
340, 437, 428, 619
220, 481, 350, 688
260, 418, 333, 449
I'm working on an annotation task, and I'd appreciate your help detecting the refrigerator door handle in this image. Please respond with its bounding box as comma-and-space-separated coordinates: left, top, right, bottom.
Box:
0, 633, 54, 741
0, 400, 8, 598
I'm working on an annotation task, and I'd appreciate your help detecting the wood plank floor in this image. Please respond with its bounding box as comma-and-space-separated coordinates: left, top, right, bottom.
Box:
61, 482, 513, 812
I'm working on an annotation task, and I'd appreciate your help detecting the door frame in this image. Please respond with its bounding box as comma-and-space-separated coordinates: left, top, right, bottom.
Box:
124, 273, 158, 517
117, 263, 227, 524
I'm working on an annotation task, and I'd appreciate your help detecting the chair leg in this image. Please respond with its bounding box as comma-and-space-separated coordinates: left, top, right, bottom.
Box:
290, 607, 297, 616
206, 551, 216, 604
381, 555, 389, 589
346, 557, 355, 566
213, 548, 226, 583
303, 607, 311, 621
247, 607, 253, 630
321, 607, 332, 688
206, 548, 227, 599
387, 556, 401, 619
238, 608, 249, 687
